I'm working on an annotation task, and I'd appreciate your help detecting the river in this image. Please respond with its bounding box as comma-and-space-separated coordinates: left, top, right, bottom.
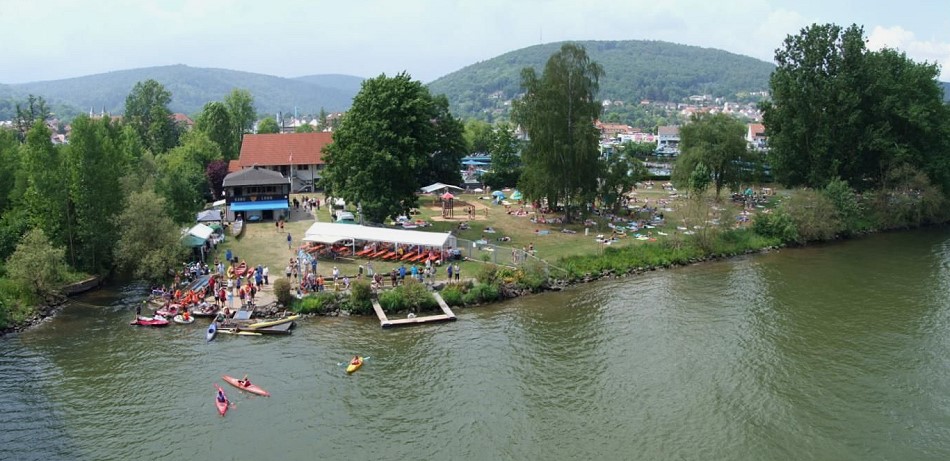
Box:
2, 229, 949, 460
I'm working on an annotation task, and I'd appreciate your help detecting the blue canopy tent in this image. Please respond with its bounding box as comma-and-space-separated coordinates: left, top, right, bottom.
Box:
491, 190, 506, 198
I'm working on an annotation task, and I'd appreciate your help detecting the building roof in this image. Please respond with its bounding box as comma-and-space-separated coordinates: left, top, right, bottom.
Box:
303, 222, 456, 248
222, 166, 291, 187
237, 132, 333, 168
748, 123, 766, 138
657, 125, 680, 136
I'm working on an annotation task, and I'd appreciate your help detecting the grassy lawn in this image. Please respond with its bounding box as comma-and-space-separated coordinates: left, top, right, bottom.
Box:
213, 186, 777, 281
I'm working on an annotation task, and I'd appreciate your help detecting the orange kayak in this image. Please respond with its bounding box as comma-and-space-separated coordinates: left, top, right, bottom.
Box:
222, 375, 270, 397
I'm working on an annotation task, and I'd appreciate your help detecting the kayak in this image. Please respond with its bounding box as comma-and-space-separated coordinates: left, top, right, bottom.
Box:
346, 357, 363, 374
246, 315, 300, 329
213, 384, 229, 416
206, 322, 217, 342
218, 328, 262, 336
155, 304, 181, 317
222, 375, 271, 397
173, 314, 195, 324
130, 316, 169, 327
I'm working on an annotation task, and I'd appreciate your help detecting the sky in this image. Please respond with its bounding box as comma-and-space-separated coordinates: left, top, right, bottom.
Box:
1, 0, 948, 84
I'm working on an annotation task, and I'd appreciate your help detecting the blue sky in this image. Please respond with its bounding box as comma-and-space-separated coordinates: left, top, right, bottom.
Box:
1, 0, 947, 83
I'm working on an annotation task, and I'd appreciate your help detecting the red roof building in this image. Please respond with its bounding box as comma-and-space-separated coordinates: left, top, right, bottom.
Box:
233, 132, 333, 192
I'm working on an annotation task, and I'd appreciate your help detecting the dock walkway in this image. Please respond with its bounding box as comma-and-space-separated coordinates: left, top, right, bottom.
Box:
371, 292, 457, 328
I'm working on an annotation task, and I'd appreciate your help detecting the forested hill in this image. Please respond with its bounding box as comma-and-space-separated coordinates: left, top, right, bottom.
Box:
427, 40, 777, 119
0, 65, 363, 119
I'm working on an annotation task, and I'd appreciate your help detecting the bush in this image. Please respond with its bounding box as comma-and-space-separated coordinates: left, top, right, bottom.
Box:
462, 282, 500, 305
377, 289, 405, 313
780, 190, 840, 243
476, 264, 500, 285
273, 278, 293, 307
440, 284, 464, 306
823, 177, 866, 236
517, 261, 549, 291
293, 291, 338, 314
349, 279, 373, 309
752, 209, 799, 244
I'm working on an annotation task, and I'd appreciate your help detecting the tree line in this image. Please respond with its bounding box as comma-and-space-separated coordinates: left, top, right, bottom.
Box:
0, 82, 259, 327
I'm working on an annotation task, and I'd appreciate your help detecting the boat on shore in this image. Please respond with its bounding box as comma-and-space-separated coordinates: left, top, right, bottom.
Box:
246, 315, 299, 330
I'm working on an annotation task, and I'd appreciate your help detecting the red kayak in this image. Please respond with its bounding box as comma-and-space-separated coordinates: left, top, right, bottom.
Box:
234, 262, 248, 276
155, 304, 181, 317
214, 384, 230, 416
130, 316, 170, 327
222, 375, 271, 397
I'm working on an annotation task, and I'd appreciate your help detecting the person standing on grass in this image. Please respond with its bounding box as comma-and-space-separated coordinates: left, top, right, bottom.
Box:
454, 263, 460, 282
287, 233, 292, 250
447, 263, 453, 282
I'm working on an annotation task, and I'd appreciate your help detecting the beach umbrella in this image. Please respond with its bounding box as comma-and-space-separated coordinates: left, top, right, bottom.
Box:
441, 192, 455, 200
511, 190, 523, 200
473, 188, 484, 193
491, 190, 506, 198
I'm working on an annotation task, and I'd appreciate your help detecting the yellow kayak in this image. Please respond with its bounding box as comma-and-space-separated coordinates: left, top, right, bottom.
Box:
246, 315, 300, 329
346, 357, 363, 374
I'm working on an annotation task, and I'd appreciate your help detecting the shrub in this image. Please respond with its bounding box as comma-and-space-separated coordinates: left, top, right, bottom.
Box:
476, 264, 500, 285
377, 289, 405, 313
272, 278, 293, 307
400, 279, 437, 310
462, 282, 500, 305
752, 209, 799, 244
294, 291, 337, 314
517, 261, 549, 291
780, 190, 840, 243
440, 284, 464, 306
823, 177, 866, 236
349, 279, 373, 309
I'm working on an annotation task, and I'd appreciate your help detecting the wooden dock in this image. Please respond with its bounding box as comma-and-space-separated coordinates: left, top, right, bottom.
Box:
372, 292, 457, 329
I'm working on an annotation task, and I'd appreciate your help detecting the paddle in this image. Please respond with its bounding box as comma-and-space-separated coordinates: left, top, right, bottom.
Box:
337, 356, 370, 367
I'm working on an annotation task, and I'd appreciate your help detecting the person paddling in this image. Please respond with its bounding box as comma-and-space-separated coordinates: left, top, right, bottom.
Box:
239, 374, 252, 388
216, 388, 227, 403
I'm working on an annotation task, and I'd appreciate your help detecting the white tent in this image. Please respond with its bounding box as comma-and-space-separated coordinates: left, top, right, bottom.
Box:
303, 222, 456, 248
420, 182, 464, 194
188, 223, 215, 240
196, 209, 222, 222
211, 199, 226, 208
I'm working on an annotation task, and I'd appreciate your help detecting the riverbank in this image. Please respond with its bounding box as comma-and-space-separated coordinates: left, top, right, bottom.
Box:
0, 276, 101, 337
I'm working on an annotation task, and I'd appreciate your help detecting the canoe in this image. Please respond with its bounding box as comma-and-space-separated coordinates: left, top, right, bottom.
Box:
214, 384, 229, 416
234, 262, 248, 277
206, 322, 217, 342
346, 358, 363, 374
246, 315, 300, 329
173, 314, 195, 324
222, 375, 271, 397
130, 316, 169, 327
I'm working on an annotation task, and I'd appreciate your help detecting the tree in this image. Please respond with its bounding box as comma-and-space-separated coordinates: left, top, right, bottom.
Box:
317, 107, 329, 131
124, 79, 177, 154
257, 117, 280, 134
672, 113, 750, 199
156, 132, 215, 223
5, 228, 68, 301
621, 141, 656, 159
14, 95, 51, 139
195, 101, 234, 159
20, 122, 69, 249
65, 115, 126, 273
206, 159, 229, 199
481, 123, 522, 188
322, 72, 464, 223
464, 119, 493, 153
224, 89, 256, 156
762, 23, 950, 192
513, 43, 604, 222
114, 190, 186, 282
599, 151, 646, 214
0, 129, 18, 213
295, 123, 316, 133
419, 94, 466, 187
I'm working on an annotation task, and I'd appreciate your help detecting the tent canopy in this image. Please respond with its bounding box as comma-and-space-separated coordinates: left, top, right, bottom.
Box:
196, 209, 222, 222
188, 223, 214, 240
230, 199, 289, 211
303, 222, 456, 248
211, 199, 226, 207
181, 234, 206, 247
420, 182, 464, 194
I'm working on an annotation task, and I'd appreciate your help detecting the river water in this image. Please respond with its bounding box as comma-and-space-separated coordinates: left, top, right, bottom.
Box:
2, 229, 949, 460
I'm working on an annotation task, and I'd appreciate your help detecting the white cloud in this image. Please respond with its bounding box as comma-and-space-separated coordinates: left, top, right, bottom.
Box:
867, 25, 950, 80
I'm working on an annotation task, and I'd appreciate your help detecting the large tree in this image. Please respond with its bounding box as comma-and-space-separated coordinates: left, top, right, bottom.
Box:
672, 113, 750, 199
599, 150, 646, 214
224, 89, 256, 158
481, 123, 522, 189
0, 129, 18, 213
114, 190, 186, 282
256, 117, 280, 134
156, 131, 217, 223
20, 122, 69, 249
14, 95, 51, 139
322, 72, 465, 223
65, 115, 126, 273
513, 43, 604, 222
124, 79, 177, 154
419, 94, 466, 187
195, 101, 234, 159
762, 23, 950, 191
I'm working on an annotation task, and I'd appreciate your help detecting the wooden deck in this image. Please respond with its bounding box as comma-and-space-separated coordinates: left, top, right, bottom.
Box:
372, 292, 457, 329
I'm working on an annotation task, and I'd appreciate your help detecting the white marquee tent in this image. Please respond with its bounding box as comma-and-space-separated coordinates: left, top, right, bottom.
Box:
420, 182, 464, 194
303, 222, 456, 249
